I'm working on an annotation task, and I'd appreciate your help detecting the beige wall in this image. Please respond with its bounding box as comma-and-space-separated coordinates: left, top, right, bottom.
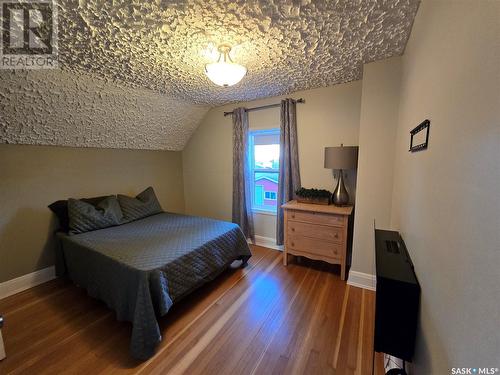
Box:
0, 144, 185, 283
389, 0, 500, 372
183, 82, 362, 240
351, 57, 402, 279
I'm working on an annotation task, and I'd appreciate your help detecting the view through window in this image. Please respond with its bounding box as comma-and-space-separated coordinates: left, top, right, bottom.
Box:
249, 129, 280, 213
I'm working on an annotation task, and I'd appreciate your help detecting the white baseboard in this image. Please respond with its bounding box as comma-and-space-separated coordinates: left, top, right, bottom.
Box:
0, 266, 56, 300
347, 270, 376, 291
249, 235, 283, 251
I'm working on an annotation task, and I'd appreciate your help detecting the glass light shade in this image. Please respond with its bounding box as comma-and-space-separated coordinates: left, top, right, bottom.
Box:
205, 61, 247, 87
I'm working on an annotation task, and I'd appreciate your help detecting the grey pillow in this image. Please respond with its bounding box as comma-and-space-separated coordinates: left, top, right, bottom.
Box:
117, 187, 163, 223
68, 196, 124, 235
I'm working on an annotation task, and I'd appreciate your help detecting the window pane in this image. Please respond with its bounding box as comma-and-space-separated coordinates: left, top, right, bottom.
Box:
254, 144, 279, 170
253, 172, 279, 211
253, 133, 280, 145
255, 185, 264, 206
250, 129, 280, 213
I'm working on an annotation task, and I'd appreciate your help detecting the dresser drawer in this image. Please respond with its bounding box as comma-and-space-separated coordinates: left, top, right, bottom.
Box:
288, 210, 344, 227
288, 221, 343, 243
288, 235, 342, 260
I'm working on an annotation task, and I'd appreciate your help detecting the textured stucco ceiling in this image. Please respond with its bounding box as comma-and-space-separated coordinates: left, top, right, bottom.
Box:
60, 0, 420, 106
0, 0, 420, 150
0, 70, 208, 150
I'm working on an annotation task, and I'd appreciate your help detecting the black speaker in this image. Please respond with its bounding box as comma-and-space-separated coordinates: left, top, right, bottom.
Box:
374, 229, 420, 362
386, 369, 407, 375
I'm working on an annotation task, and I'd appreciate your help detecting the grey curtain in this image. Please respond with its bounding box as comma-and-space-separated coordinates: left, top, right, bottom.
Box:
232, 108, 255, 243
276, 99, 301, 245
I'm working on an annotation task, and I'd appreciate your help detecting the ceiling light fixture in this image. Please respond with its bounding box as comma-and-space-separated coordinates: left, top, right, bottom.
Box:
205, 44, 247, 87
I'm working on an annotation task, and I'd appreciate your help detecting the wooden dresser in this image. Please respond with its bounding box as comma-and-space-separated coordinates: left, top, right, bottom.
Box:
282, 200, 353, 280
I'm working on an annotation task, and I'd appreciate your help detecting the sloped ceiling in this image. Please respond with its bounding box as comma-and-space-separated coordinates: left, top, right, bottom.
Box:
0, 70, 208, 151
0, 0, 420, 150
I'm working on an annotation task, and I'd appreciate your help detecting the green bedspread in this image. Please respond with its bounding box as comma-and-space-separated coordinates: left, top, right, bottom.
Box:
56, 212, 252, 360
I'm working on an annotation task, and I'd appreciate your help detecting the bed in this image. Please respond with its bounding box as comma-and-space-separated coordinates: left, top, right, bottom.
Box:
56, 212, 252, 360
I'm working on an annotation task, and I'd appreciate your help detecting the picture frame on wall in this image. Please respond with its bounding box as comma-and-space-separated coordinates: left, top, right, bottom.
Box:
409, 119, 430, 152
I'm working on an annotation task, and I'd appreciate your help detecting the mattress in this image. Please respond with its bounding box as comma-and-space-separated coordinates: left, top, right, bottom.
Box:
56, 212, 252, 359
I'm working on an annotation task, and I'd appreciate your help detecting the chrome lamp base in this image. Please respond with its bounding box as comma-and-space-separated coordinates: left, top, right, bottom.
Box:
332, 169, 350, 206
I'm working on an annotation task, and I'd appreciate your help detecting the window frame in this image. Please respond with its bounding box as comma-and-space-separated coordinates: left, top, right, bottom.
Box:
264, 191, 277, 200
249, 128, 280, 215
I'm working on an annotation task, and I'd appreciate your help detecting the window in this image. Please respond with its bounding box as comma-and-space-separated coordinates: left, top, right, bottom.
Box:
249, 129, 280, 213
264, 191, 277, 200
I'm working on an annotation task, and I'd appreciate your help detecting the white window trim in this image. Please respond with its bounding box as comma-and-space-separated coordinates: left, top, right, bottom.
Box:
252, 208, 277, 216
249, 128, 280, 215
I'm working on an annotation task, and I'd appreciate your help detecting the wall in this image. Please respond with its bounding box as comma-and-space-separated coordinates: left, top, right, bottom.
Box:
390, 0, 500, 373
183, 82, 362, 241
350, 57, 402, 280
0, 144, 185, 283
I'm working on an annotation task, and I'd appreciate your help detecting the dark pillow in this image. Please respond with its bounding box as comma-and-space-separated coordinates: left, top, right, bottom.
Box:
48, 196, 110, 232
118, 187, 162, 223
68, 196, 123, 235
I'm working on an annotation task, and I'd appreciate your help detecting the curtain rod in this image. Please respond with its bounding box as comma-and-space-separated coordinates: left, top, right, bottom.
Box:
223, 98, 305, 117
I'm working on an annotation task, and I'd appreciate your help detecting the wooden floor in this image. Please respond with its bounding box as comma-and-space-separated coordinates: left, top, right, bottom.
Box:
0, 246, 384, 374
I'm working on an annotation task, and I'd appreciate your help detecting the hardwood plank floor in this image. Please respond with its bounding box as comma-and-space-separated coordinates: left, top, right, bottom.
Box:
0, 246, 384, 374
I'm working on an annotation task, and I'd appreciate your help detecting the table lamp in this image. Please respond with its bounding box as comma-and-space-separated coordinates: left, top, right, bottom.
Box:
324, 145, 359, 206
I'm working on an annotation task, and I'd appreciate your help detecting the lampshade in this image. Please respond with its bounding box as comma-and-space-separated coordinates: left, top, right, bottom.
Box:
324, 146, 359, 170
205, 44, 247, 87
205, 61, 247, 87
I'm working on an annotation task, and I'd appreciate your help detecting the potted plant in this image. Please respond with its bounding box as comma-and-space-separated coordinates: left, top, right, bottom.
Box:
295, 187, 332, 205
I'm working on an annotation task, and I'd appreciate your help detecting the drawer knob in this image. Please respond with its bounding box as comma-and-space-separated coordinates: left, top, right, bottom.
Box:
291, 214, 295, 219
291, 242, 295, 247
334, 234, 338, 238
291, 228, 295, 232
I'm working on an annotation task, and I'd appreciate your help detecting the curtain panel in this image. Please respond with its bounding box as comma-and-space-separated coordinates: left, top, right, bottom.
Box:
276, 99, 301, 245
231, 108, 255, 243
